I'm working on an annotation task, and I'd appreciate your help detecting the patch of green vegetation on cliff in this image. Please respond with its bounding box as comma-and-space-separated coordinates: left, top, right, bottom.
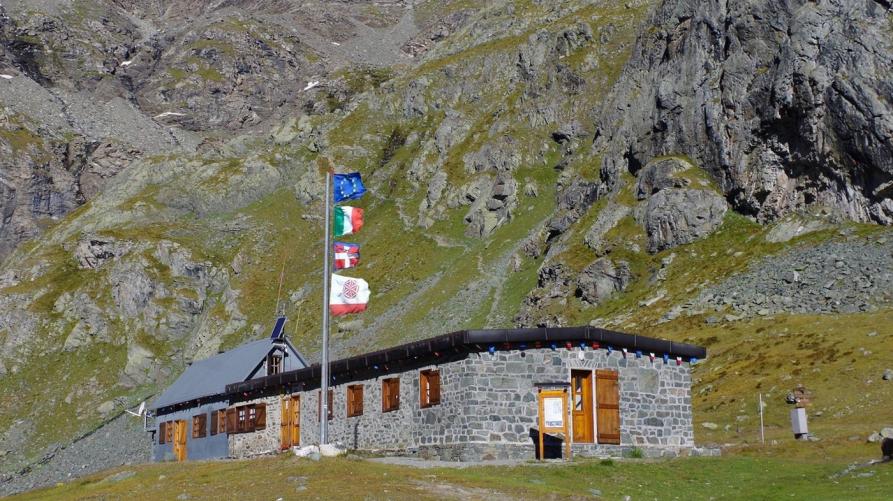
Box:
1, 245, 101, 317
188, 39, 238, 57
0, 123, 45, 155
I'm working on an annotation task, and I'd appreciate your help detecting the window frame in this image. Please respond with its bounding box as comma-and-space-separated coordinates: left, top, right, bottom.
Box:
192, 413, 207, 439
237, 407, 248, 432
419, 370, 441, 409
268, 353, 283, 376
381, 377, 400, 413
347, 384, 364, 417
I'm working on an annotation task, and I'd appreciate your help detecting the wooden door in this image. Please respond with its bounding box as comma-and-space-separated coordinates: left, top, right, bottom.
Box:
280, 396, 291, 450
571, 370, 594, 442
280, 396, 301, 449
595, 369, 620, 444
173, 420, 188, 461
290, 396, 300, 446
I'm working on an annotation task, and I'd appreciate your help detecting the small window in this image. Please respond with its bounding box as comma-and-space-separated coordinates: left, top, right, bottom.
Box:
192, 413, 207, 438
317, 389, 334, 421
347, 385, 364, 417
420, 370, 441, 408
382, 378, 400, 413
248, 406, 257, 428
237, 407, 248, 432
228, 404, 266, 434
268, 354, 283, 375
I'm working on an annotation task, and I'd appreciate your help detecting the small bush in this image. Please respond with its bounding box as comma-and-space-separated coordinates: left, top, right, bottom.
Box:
599, 459, 614, 466
628, 447, 644, 459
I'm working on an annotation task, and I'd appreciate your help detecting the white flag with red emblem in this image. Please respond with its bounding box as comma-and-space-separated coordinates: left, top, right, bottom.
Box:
329, 274, 370, 315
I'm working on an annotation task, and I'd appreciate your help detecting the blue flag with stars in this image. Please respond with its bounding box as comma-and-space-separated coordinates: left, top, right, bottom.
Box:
333, 173, 366, 202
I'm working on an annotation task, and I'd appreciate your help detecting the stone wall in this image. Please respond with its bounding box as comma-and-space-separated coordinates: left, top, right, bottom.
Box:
227, 395, 281, 457
228, 347, 695, 460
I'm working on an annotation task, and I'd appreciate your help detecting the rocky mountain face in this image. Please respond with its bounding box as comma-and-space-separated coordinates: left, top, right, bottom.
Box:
595, 0, 893, 225
0, 0, 891, 494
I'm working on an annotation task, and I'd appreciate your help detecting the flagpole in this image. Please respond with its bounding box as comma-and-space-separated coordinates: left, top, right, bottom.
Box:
320, 169, 332, 445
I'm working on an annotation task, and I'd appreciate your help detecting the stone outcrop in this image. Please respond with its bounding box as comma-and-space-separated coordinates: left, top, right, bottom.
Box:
595, 0, 893, 225
641, 188, 727, 253
576, 258, 632, 304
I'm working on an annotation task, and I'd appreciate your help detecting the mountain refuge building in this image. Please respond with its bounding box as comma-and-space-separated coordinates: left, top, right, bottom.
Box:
218, 326, 706, 461
149, 318, 307, 462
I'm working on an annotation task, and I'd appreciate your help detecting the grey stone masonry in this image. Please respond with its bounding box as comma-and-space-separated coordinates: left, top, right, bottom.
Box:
228, 395, 280, 457
228, 347, 695, 460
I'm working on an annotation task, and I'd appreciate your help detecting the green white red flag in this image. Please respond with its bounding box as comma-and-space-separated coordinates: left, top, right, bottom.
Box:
334, 206, 363, 236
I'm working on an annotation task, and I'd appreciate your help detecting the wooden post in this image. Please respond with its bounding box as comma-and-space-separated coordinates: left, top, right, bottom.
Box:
538, 390, 545, 460
759, 393, 765, 444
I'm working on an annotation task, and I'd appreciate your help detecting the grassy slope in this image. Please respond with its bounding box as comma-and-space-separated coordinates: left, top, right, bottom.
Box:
12, 454, 893, 500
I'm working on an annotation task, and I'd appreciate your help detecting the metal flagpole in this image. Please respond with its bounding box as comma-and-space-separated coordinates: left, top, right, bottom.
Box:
320, 169, 332, 445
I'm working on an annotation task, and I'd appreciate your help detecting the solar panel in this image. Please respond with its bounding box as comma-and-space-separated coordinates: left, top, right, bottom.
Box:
270, 316, 287, 340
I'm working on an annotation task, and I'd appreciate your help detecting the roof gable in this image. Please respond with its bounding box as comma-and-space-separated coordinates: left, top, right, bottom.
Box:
151, 338, 307, 411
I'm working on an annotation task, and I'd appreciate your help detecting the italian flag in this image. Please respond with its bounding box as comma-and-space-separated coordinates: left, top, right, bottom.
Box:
334, 206, 363, 236
329, 274, 370, 315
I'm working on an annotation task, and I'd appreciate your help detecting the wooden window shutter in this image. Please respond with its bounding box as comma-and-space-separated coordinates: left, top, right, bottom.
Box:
255, 404, 266, 430
429, 371, 441, 405
383, 378, 399, 412
158, 422, 166, 444
347, 385, 363, 417
210, 411, 218, 436
596, 369, 621, 445
226, 408, 237, 434
166, 421, 174, 444
318, 391, 321, 422
327, 390, 333, 420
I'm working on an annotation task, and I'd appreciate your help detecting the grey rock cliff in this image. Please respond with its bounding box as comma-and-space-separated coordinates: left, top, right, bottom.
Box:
595, 0, 893, 225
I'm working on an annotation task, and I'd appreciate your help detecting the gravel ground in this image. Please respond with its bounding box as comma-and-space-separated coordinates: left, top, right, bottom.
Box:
0, 412, 152, 497
677, 231, 893, 321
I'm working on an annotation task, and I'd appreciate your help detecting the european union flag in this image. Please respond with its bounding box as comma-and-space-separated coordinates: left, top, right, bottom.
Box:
333, 173, 366, 202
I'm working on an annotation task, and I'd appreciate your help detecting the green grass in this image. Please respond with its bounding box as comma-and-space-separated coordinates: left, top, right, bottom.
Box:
651, 310, 893, 463
13, 454, 893, 500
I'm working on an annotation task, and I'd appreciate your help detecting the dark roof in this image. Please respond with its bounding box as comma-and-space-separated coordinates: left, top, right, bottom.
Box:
226, 326, 706, 396
152, 338, 307, 411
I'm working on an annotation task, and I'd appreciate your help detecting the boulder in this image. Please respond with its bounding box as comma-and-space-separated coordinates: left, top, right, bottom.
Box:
319, 443, 346, 457
294, 445, 319, 458
635, 158, 690, 200
576, 259, 632, 304
642, 189, 728, 252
